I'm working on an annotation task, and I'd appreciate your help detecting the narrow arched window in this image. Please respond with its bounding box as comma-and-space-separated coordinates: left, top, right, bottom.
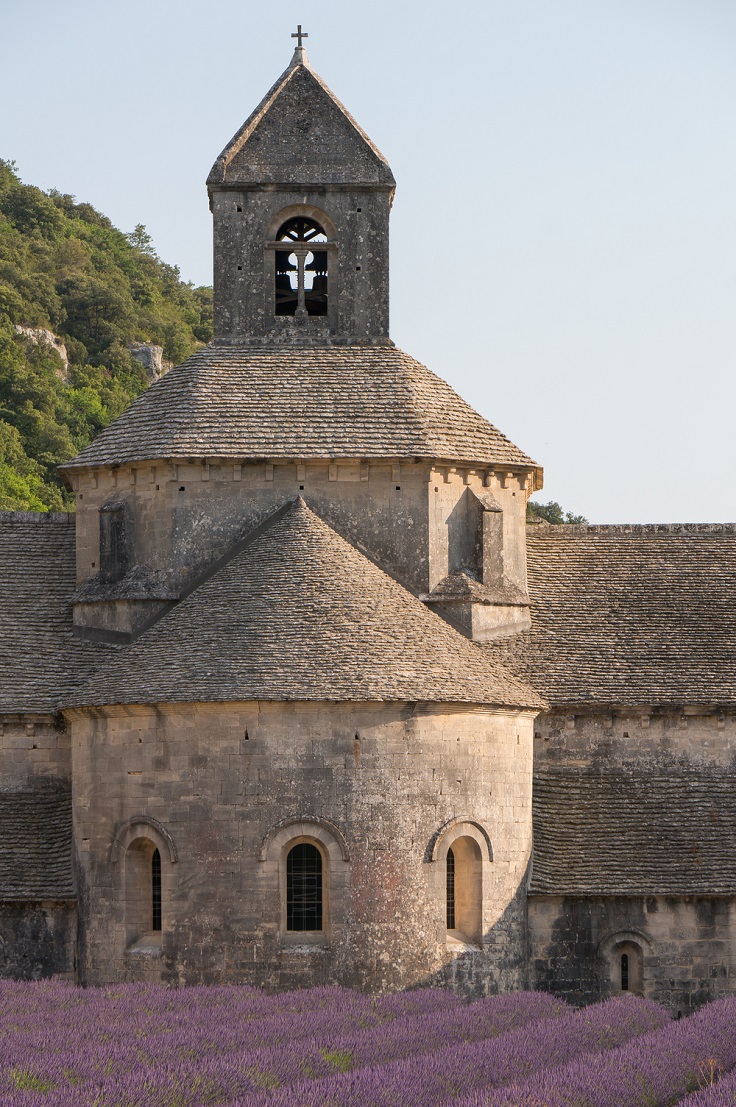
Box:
286, 843, 323, 931
151, 848, 162, 932
445, 836, 483, 946
620, 952, 629, 991
274, 217, 329, 318
446, 846, 456, 930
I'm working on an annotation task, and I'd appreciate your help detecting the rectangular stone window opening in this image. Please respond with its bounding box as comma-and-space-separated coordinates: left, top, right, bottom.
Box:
99, 502, 130, 583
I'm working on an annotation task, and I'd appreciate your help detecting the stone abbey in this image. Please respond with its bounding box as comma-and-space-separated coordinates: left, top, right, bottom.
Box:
1, 40, 736, 1013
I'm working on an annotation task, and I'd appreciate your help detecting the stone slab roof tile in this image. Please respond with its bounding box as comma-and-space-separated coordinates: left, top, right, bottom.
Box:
531, 768, 736, 895
66, 498, 544, 711
0, 787, 74, 901
60, 346, 539, 474
488, 523, 736, 708
0, 512, 110, 714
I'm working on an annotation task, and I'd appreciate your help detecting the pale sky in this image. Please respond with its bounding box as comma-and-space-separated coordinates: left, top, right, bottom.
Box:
3, 0, 735, 523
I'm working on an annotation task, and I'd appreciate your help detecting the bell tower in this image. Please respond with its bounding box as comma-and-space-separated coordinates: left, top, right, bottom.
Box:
207, 36, 396, 345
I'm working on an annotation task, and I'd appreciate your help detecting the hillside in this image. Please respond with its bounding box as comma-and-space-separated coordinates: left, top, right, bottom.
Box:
0, 160, 213, 510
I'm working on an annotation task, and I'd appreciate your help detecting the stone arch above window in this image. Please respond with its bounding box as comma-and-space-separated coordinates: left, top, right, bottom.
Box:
259, 816, 349, 864
110, 815, 178, 864
598, 928, 654, 998
265, 205, 337, 243
425, 816, 493, 865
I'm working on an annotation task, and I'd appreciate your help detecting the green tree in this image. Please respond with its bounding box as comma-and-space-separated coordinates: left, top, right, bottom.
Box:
527, 500, 588, 525
0, 161, 214, 510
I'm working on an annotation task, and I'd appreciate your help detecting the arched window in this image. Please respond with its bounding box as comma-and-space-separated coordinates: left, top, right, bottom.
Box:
445, 836, 483, 946
613, 941, 643, 995
286, 843, 323, 931
151, 848, 162, 932
125, 837, 163, 947
274, 217, 329, 318
446, 846, 456, 929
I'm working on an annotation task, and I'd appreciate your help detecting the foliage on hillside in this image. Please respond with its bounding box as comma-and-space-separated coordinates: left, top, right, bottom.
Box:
0, 160, 213, 510
527, 500, 588, 524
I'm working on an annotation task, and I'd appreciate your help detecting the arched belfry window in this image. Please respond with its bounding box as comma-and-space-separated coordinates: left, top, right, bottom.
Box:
286, 842, 323, 931
274, 217, 329, 318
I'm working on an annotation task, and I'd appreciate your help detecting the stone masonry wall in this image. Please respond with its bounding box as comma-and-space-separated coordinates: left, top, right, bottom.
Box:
0, 715, 70, 789
0, 903, 76, 981
529, 895, 736, 1014
534, 709, 736, 770
69, 700, 535, 993
530, 708, 736, 1012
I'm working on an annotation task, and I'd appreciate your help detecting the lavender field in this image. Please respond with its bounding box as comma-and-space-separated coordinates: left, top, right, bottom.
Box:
0, 981, 734, 1106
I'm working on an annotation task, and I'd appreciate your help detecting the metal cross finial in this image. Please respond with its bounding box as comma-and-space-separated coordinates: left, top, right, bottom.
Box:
291, 24, 308, 49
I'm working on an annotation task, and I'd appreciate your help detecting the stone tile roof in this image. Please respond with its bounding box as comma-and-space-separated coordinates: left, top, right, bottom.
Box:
488, 523, 736, 708
0, 787, 74, 901
531, 767, 736, 895
66, 498, 544, 710
0, 512, 108, 714
60, 346, 539, 475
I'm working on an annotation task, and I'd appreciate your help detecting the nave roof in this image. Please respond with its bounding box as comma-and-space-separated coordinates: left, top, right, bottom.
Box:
488, 522, 736, 709
531, 765, 736, 895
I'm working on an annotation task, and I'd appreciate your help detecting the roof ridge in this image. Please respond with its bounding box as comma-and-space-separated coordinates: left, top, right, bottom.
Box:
527, 522, 736, 536
0, 511, 75, 525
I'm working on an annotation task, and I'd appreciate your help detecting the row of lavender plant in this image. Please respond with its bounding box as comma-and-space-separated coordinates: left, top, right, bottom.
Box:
0, 986, 556, 1102
457, 995, 736, 1107
0, 980, 462, 1058
225, 995, 669, 1107
678, 1066, 736, 1106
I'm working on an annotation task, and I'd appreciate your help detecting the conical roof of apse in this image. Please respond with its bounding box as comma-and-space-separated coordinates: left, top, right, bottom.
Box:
207, 46, 395, 190
63, 498, 545, 710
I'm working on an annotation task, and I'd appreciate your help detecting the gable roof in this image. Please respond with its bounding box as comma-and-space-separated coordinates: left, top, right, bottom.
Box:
60, 345, 540, 477
488, 523, 736, 709
65, 498, 544, 710
0, 512, 109, 715
531, 767, 736, 895
0, 786, 74, 901
207, 50, 394, 190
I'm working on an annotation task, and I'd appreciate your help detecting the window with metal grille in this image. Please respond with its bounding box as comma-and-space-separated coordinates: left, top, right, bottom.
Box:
621, 952, 629, 991
274, 217, 328, 318
286, 843, 323, 931
151, 848, 162, 932
446, 846, 456, 930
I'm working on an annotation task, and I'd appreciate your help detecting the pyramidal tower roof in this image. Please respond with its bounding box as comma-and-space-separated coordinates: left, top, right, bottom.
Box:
207, 44, 395, 191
